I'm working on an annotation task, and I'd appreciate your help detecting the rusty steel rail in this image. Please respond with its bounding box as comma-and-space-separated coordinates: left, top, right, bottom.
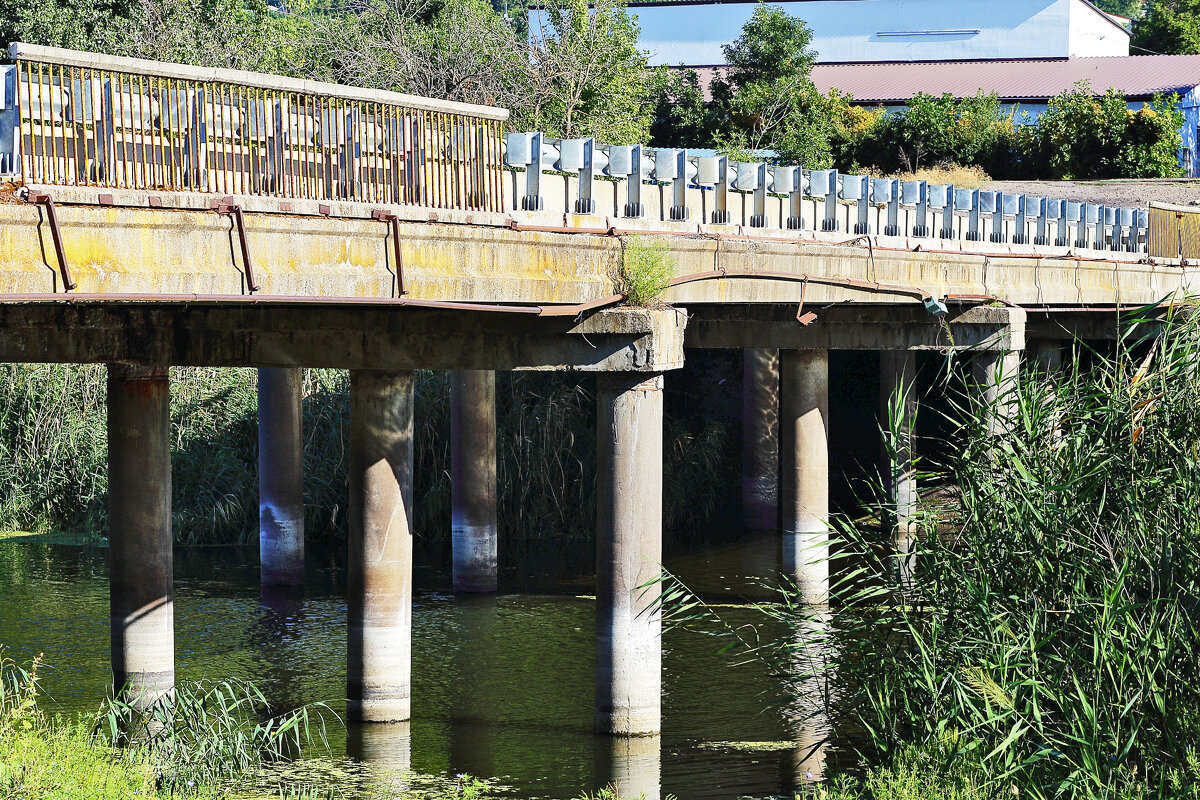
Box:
3, 43, 509, 213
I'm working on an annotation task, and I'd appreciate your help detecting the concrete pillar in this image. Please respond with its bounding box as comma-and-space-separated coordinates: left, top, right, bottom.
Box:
450, 370, 498, 593
879, 350, 917, 589
972, 351, 1021, 435
781, 350, 830, 606
258, 367, 305, 586
347, 370, 414, 723
595, 373, 663, 736
107, 364, 174, 709
742, 348, 780, 532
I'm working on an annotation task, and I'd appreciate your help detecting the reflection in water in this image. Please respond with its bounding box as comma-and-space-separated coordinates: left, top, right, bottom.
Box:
448, 594, 498, 779
788, 610, 833, 785
348, 721, 413, 794
0, 540, 831, 799
597, 735, 661, 800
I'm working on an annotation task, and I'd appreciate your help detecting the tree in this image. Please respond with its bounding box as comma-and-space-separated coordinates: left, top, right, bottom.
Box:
708, 3, 832, 166
1133, 0, 1200, 53
525, 0, 661, 142
1093, 0, 1141, 19
649, 68, 714, 148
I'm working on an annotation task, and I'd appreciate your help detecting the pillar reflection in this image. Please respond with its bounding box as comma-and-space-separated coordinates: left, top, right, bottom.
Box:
347, 721, 412, 793
595, 735, 662, 800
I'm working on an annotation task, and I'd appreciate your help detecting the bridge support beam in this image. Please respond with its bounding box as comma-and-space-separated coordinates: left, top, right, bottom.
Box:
743, 349, 780, 532
451, 370, 499, 593
781, 350, 830, 606
259, 367, 305, 586
880, 351, 917, 589
108, 364, 174, 709
595, 373, 663, 736
347, 370, 414, 723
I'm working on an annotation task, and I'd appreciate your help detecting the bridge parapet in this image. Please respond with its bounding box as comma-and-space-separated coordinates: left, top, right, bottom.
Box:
1, 43, 509, 212
504, 133, 1152, 255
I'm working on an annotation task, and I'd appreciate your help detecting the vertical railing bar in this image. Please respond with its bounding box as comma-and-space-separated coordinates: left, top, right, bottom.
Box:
136, 72, 148, 189
78, 67, 93, 185
39, 62, 52, 184
53, 63, 66, 183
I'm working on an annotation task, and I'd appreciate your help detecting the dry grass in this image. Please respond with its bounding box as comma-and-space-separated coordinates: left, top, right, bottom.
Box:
885, 163, 992, 188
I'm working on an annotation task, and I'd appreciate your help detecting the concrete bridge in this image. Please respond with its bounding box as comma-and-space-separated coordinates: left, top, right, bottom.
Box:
1, 42, 1197, 748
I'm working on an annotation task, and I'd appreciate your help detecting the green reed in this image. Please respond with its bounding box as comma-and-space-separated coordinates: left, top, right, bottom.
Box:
656, 302, 1200, 799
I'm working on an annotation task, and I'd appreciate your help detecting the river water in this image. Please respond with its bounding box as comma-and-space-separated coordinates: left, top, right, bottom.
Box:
0, 533, 843, 799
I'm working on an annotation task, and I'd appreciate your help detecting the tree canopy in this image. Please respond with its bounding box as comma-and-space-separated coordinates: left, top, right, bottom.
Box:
1133, 0, 1200, 53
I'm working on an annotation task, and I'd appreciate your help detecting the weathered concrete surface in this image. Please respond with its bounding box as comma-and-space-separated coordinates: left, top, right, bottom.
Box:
0, 304, 685, 372
347, 370, 414, 722
595, 373, 663, 736
1029, 339, 1065, 372
0, 199, 1194, 308
451, 370, 499, 593
781, 350, 830, 606
259, 367, 305, 586
973, 351, 1022, 436
742, 349, 780, 532
108, 364, 174, 709
687, 304, 1025, 351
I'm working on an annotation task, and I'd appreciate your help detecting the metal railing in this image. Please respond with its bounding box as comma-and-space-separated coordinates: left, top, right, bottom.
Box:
505, 133, 1152, 253
2, 43, 509, 213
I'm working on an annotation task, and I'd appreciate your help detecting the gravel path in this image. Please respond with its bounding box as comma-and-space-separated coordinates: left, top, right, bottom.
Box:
982, 179, 1200, 208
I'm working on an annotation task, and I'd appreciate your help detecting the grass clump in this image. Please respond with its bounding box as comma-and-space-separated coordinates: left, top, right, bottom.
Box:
618, 236, 675, 307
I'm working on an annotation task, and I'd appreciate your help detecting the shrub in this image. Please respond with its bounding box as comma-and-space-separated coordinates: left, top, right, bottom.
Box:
619, 236, 675, 307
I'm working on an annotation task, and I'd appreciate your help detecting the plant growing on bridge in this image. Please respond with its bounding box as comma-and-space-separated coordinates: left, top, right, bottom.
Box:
618, 235, 674, 307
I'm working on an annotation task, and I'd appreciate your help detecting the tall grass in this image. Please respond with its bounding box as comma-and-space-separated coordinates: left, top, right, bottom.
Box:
658, 303, 1200, 799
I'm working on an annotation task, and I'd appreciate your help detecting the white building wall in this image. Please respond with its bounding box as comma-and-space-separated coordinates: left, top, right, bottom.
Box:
1067, 0, 1131, 57
600, 0, 1129, 66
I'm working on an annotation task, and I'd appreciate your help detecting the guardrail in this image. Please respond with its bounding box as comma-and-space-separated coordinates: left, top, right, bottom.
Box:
1, 43, 509, 213
504, 133, 1150, 253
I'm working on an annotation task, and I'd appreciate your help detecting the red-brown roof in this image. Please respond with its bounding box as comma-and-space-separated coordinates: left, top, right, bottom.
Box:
809, 55, 1200, 103
688, 55, 1200, 103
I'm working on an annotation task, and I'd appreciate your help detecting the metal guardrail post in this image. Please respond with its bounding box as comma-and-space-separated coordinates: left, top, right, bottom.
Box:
751, 162, 768, 228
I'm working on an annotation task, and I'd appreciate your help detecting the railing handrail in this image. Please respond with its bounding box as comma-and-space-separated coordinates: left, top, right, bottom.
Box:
8, 42, 510, 122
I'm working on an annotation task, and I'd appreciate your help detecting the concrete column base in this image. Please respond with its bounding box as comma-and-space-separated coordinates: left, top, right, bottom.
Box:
451, 370, 498, 593
781, 350, 830, 606
107, 363, 174, 710
347, 370, 414, 723
595, 373, 663, 736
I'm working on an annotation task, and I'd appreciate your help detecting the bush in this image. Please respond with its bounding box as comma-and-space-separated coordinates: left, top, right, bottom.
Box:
619, 236, 675, 307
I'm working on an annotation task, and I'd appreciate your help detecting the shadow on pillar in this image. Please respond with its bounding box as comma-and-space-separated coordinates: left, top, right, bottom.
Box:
259, 367, 305, 587
743, 348, 781, 534
780, 350, 830, 606
451, 370, 498, 593
594, 735, 662, 800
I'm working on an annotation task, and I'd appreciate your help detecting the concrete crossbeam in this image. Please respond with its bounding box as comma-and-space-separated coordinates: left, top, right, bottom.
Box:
0, 304, 686, 372
686, 304, 1025, 351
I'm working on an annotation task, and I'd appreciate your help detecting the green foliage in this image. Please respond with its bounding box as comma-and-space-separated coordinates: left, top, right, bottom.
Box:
1034, 82, 1184, 178
97, 680, 332, 792
1094, 0, 1142, 18
1133, 0, 1200, 54
649, 68, 715, 148
618, 235, 674, 306
526, 0, 662, 142
707, 3, 832, 166
655, 303, 1200, 800
861, 92, 1020, 176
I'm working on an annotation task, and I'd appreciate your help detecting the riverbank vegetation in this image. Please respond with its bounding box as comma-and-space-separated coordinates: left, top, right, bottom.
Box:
659, 302, 1200, 799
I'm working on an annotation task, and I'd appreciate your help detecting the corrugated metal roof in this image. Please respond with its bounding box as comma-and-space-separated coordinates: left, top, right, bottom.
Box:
806, 55, 1200, 102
